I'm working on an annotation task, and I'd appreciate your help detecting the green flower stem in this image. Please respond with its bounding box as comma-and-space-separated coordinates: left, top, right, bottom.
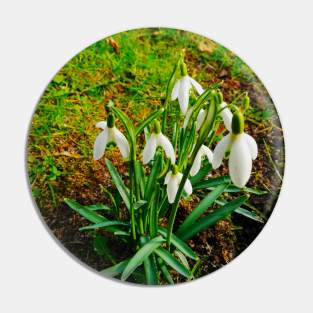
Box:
166, 98, 217, 248
162, 57, 181, 132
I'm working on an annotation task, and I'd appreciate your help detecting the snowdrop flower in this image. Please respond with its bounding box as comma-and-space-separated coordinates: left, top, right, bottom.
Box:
190, 145, 213, 176
196, 108, 206, 131
212, 111, 258, 188
220, 101, 233, 131
142, 121, 175, 164
164, 165, 192, 204
93, 113, 130, 160
171, 62, 204, 115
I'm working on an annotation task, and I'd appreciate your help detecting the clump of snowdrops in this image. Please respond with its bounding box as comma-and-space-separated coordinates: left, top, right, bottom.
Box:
65, 55, 262, 285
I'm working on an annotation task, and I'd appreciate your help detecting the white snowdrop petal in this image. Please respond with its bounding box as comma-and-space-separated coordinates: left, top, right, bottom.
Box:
229, 135, 252, 188
93, 129, 109, 160
164, 171, 172, 185
142, 133, 157, 164
157, 133, 176, 164
190, 151, 202, 176
96, 121, 107, 129
184, 178, 193, 196
183, 107, 193, 129
167, 176, 179, 204
171, 80, 180, 101
201, 145, 213, 163
113, 128, 130, 158
212, 133, 231, 169
196, 109, 206, 131
178, 76, 191, 114
189, 77, 204, 95
243, 133, 258, 160
220, 102, 233, 131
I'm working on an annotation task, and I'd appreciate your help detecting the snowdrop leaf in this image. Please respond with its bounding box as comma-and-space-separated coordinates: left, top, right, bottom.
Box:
157, 257, 174, 284
215, 199, 264, 223
144, 153, 162, 201
135, 108, 164, 136
158, 227, 198, 260
154, 247, 192, 279
65, 198, 107, 224
193, 176, 231, 191
140, 237, 159, 285
101, 259, 130, 278
105, 159, 130, 210
121, 236, 164, 281
179, 195, 248, 241
177, 183, 229, 236
79, 220, 130, 231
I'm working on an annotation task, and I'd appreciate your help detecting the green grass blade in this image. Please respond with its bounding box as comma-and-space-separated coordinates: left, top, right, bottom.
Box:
193, 176, 231, 191
121, 236, 164, 281
177, 183, 229, 236
226, 185, 268, 195
65, 198, 107, 223
79, 220, 130, 231
158, 227, 198, 260
154, 247, 192, 279
135, 108, 164, 136
179, 195, 248, 241
105, 159, 130, 210
101, 259, 129, 277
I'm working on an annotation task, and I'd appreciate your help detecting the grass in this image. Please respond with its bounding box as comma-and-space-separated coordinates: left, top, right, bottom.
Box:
27, 28, 284, 277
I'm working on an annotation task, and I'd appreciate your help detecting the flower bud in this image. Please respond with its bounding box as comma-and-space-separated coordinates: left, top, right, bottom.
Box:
180, 62, 188, 76
231, 111, 244, 135
216, 91, 223, 105
107, 112, 115, 128
242, 95, 250, 112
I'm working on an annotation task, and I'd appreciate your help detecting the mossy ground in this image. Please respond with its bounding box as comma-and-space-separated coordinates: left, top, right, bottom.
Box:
27, 28, 284, 282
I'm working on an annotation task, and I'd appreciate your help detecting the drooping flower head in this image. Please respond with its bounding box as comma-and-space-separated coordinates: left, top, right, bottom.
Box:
93, 112, 130, 160
164, 165, 192, 204
212, 110, 258, 187
190, 145, 213, 176
171, 61, 204, 115
142, 120, 175, 164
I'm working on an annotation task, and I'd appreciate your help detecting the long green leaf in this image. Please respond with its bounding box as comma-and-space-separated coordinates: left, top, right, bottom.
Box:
215, 199, 264, 223
144, 153, 162, 201
65, 198, 107, 224
135, 160, 145, 198
105, 159, 130, 210
157, 257, 174, 284
111, 105, 135, 141
80, 220, 129, 231
154, 247, 191, 279
177, 183, 229, 236
158, 227, 198, 260
140, 237, 158, 285
135, 108, 164, 136
193, 176, 231, 191
179, 195, 248, 241
101, 259, 129, 277
83, 203, 111, 211
121, 236, 164, 281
